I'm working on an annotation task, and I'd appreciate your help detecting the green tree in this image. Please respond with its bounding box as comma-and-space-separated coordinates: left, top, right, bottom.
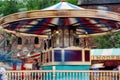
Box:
66, 0, 78, 5
25, 0, 78, 10
3, 0, 18, 16
94, 32, 120, 48
25, 0, 60, 10
0, 1, 5, 16
26, 0, 40, 10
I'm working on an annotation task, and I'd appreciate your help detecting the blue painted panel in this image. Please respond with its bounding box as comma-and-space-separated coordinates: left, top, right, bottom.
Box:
64, 50, 82, 61
54, 50, 62, 61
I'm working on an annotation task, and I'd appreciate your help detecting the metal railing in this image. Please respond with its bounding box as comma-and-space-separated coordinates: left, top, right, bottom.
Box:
6, 70, 120, 80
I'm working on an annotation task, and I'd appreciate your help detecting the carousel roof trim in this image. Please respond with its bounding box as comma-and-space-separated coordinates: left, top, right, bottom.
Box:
1, 9, 120, 24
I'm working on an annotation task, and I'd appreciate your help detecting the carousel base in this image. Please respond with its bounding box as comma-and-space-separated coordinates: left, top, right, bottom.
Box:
41, 65, 90, 80
42, 65, 90, 70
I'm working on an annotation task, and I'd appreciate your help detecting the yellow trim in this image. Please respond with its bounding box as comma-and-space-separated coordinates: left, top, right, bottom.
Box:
91, 56, 120, 60
2, 29, 48, 38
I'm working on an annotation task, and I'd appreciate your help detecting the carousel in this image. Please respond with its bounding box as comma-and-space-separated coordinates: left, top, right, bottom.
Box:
0, 0, 120, 79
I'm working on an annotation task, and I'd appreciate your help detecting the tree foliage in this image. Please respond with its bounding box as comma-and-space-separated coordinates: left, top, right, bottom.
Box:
94, 32, 120, 48
1, 0, 18, 16
0, 0, 78, 14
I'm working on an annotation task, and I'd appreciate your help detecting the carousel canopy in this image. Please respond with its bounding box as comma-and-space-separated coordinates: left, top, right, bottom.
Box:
42, 1, 84, 10
0, 1, 120, 37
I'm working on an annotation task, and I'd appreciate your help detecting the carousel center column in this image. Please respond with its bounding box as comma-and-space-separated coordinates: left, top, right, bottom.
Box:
51, 28, 76, 48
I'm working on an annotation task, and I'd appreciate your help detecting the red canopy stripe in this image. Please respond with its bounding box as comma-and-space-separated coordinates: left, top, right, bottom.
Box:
65, 18, 71, 26
80, 18, 102, 33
